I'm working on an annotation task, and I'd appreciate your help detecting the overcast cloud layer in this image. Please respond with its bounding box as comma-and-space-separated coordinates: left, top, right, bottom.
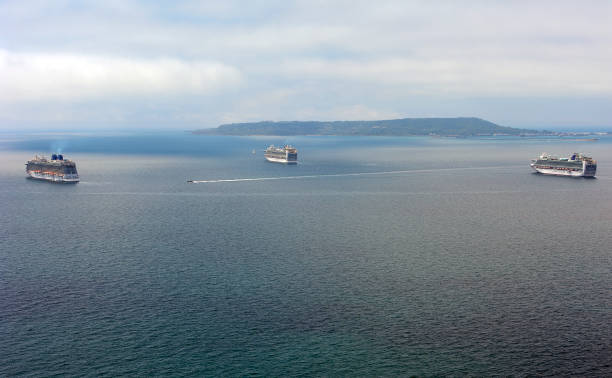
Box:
1, 0, 611, 129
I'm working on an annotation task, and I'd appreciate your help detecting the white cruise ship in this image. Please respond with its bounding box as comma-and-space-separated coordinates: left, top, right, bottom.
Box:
530, 153, 596, 177
26, 154, 80, 183
264, 145, 298, 164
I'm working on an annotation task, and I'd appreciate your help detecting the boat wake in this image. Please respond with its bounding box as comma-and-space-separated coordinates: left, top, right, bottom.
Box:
188, 165, 523, 183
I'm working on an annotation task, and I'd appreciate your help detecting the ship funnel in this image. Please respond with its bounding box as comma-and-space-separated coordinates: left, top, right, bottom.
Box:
52, 154, 58, 160
58, 154, 64, 160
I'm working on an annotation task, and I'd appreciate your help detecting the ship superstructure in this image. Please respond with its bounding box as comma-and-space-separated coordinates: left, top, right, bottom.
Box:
26, 154, 80, 183
530, 153, 596, 177
264, 145, 298, 164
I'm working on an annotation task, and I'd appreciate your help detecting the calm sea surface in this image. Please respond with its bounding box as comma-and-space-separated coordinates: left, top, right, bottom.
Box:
1, 132, 611, 376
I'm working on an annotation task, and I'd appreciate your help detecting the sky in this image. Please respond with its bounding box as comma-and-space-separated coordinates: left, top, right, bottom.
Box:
1, 0, 611, 130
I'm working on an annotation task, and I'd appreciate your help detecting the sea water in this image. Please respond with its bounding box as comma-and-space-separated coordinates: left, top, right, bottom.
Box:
1, 132, 611, 376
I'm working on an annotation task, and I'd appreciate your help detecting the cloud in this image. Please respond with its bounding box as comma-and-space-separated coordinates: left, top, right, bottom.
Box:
274, 57, 612, 97
1, 0, 612, 128
0, 49, 243, 102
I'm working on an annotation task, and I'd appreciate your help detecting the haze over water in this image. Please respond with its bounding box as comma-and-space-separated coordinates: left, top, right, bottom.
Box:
1, 132, 611, 376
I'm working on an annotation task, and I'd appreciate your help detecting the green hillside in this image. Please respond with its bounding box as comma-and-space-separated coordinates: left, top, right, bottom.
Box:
194, 117, 529, 136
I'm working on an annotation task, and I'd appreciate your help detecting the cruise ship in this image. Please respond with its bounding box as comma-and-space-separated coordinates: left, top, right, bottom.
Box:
264, 145, 298, 164
530, 153, 596, 177
26, 154, 80, 183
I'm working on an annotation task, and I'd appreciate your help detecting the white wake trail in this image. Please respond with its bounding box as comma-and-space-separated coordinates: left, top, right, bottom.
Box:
188, 165, 523, 184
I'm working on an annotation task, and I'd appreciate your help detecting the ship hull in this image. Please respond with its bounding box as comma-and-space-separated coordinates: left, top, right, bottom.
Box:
265, 156, 297, 164
27, 171, 79, 183
530, 164, 594, 177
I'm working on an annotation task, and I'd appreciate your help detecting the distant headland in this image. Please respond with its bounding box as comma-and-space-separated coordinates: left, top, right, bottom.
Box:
193, 117, 535, 137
